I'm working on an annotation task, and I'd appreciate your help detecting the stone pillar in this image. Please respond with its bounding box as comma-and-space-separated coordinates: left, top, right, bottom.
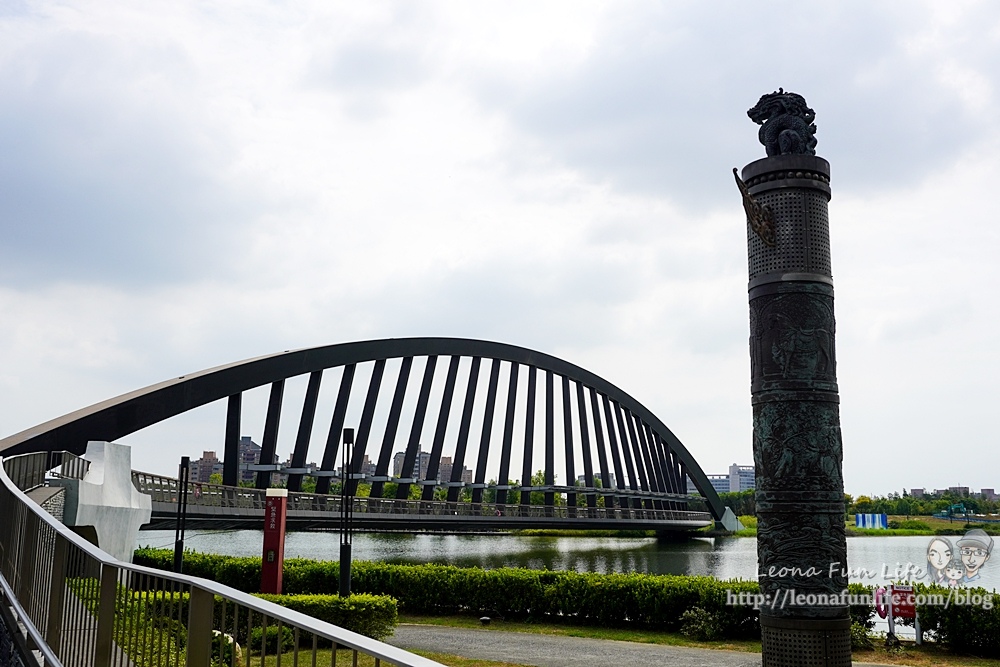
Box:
738, 91, 851, 666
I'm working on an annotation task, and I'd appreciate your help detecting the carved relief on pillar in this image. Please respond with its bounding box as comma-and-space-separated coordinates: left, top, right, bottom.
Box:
756, 510, 848, 618
753, 400, 844, 493
749, 287, 837, 394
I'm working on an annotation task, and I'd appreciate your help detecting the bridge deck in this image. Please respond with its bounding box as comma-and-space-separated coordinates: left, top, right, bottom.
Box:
136, 472, 713, 532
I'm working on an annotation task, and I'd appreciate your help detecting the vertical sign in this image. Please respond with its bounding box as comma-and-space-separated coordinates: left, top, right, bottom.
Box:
261, 488, 288, 594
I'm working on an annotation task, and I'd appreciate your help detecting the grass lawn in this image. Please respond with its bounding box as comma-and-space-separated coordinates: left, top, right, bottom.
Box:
398, 614, 1000, 667
248, 648, 531, 667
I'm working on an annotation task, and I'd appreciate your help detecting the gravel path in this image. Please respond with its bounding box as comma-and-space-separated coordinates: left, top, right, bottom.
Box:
390, 625, 762, 667
389, 625, 897, 667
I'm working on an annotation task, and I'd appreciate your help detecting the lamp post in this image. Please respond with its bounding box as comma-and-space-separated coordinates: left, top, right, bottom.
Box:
339, 428, 355, 597
173, 456, 190, 573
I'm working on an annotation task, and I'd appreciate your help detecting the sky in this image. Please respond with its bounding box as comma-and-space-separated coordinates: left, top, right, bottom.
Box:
1, 1, 999, 498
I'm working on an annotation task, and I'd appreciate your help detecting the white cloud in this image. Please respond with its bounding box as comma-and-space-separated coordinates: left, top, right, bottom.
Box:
1, 1, 999, 494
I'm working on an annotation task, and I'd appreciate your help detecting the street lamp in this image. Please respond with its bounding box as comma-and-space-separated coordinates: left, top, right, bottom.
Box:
339, 428, 355, 597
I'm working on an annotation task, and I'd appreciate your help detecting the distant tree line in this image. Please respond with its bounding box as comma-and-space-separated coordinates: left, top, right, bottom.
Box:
846, 490, 1000, 517
710, 489, 1000, 518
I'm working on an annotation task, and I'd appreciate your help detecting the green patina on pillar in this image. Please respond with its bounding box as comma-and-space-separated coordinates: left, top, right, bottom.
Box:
737, 89, 851, 666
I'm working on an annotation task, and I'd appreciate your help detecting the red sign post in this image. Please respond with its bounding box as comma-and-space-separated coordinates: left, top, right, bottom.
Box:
261, 488, 288, 594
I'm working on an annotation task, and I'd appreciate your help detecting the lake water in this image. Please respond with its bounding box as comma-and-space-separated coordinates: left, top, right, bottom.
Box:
138, 530, 1000, 591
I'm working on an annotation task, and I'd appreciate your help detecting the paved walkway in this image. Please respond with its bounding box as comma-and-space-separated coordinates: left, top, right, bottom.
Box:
390, 625, 896, 667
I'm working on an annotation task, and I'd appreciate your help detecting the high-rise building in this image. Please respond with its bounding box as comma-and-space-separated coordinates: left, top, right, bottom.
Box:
391, 450, 470, 482
577, 473, 616, 488
238, 436, 265, 483
192, 451, 224, 483
729, 464, 755, 492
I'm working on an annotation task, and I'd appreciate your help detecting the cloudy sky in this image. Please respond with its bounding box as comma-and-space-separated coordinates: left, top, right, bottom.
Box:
1, 1, 998, 498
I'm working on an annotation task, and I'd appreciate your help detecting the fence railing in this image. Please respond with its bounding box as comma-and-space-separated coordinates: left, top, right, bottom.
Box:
1, 451, 445, 667
132, 471, 714, 524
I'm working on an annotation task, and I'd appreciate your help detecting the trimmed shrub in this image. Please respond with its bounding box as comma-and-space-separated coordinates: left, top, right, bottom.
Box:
850, 622, 873, 650
914, 583, 1000, 658
255, 593, 397, 641
680, 607, 722, 640
249, 625, 294, 654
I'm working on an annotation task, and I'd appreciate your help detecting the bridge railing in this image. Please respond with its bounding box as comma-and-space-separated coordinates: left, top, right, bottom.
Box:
133, 471, 713, 524
1, 452, 445, 667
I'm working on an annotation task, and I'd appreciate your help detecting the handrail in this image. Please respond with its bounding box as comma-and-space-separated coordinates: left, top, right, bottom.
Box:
132, 470, 714, 525
1, 451, 445, 667
0, 567, 64, 667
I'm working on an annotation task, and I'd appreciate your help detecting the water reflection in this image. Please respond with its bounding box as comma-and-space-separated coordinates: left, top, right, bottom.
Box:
138, 531, 998, 591
140, 530, 758, 578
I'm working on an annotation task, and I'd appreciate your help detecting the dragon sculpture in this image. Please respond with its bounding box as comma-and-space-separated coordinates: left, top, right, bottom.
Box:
747, 88, 817, 156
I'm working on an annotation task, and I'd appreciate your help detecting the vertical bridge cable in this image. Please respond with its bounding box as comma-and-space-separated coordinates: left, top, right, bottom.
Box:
316, 364, 355, 495
447, 357, 481, 502
369, 357, 413, 500
222, 394, 242, 487
422, 356, 460, 502
631, 412, 662, 510
589, 388, 617, 508
495, 362, 519, 506
396, 356, 437, 500
255, 380, 286, 489
470, 359, 501, 504
561, 375, 576, 510
347, 360, 386, 497
604, 396, 642, 509
575, 381, 597, 509
288, 370, 324, 492
622, 406, 652, 510
646, 417, 671, 511
544, 370, 555, 509
519, 366, 537, 506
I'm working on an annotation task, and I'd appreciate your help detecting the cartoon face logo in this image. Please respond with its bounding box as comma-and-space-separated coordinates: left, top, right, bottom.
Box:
957, 529, 993, 583
944, 558, 965, 587
926, 537, 953, 584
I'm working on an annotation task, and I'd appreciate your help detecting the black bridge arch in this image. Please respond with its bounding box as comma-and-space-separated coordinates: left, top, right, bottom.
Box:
0, 338, 725, 521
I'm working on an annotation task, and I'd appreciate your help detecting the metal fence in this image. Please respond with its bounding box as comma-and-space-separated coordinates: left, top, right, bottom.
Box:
133, 470, 714, 525
1, 451, 445, 667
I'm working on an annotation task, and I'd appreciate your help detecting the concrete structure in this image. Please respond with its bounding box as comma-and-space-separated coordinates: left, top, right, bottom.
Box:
49, 441, 152, 562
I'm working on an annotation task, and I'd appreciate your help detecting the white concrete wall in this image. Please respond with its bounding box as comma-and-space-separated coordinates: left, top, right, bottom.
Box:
51, 441, 152, 563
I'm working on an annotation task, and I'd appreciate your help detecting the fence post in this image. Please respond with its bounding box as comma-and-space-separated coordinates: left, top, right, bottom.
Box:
94, 563, 118, 667
186, 585, 214, 666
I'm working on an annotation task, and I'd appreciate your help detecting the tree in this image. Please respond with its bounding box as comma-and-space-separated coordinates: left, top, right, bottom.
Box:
853, 495, 875, 514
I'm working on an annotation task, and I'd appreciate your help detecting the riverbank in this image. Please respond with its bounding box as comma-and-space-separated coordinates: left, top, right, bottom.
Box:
512, 514, 995, 539
704, 515, 1000, 538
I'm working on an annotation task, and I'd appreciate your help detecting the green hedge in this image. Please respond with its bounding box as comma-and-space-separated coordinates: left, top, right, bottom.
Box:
137, 547, 765, 637
134, 547, 1000, 657
912, 583, 1000, 658
136, 548, 874, 636
255, 593, 397, 641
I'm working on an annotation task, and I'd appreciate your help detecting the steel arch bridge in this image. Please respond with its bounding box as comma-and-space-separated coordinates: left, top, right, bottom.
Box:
0, 338, 726, 530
